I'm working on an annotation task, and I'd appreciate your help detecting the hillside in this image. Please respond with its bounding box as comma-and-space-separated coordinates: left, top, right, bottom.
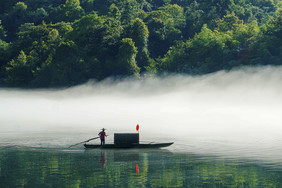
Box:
0, 0, 281, 87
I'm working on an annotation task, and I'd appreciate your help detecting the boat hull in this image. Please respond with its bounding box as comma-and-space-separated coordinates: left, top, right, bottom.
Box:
84, 142, 173, 149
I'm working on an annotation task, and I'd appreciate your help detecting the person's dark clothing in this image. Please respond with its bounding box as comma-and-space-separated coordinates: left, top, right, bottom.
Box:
99, 131, 106, 145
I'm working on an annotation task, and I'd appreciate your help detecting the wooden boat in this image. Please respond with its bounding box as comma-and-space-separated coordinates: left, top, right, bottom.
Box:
84, 142, 173, 149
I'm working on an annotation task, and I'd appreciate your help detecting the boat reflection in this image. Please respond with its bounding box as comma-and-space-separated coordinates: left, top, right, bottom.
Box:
2, 147, 281, 187
85, 148, 172, 174
114, 151, 140, 162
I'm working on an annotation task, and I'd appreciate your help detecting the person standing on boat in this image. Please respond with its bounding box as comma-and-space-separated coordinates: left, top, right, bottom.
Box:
98, 128, 107, 145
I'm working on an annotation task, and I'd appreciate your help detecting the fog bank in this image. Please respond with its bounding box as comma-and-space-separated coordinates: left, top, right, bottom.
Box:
1, 66, 282, 162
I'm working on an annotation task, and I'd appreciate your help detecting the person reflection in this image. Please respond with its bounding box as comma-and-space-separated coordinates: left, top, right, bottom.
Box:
99, 151, 106, 168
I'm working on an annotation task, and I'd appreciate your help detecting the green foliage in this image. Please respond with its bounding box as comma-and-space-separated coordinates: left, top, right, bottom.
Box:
184, 0, 234, 32
67, 13, 122, 60
108, 3, 121, 20
3, 22, 68, 87
145, 4, 185, 58
5, 50, 33, 87
246, 8, 282, 65
146, 0, 171, 8
0, 20, 6, 40
68, 13, 105, 46
233, 20, 260, 47
43, 40, 89, 87
47, 0, 85, 23
0, 0, 19, 14
28, 8, 49, 25
1, 1, 29, 41
231, 0, 278, 24
161, 24, 240, 74
49, 22, 73, 36
216, 13, 244, 32
127, 18, 150, 70
0, 40, 11, 72
63, 0, 85, 21
117, 0, 142, 24
115, 38, 140, 77
0, 0, 281, 87
15, 22, 62, 67
158, 4, 185, 28
184, 1, 205, 38
15, 2, 28, 10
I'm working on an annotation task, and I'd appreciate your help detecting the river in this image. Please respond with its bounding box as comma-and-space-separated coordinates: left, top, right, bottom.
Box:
1, 66, 282, 187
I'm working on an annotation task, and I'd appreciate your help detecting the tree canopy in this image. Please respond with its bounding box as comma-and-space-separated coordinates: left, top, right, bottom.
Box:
0, 0, 281, 87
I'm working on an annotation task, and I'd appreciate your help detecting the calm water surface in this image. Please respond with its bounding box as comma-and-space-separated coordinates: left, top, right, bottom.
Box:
1, 135, 282, 187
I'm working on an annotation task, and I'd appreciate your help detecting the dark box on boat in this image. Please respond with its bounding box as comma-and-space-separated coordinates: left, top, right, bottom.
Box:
114, 133, 139, 145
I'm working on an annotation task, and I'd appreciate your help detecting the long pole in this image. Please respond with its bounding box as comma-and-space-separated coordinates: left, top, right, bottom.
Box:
69, 136, 100, 148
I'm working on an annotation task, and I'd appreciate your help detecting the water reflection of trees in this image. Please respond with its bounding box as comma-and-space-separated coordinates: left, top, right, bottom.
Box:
0, 148, 282, 187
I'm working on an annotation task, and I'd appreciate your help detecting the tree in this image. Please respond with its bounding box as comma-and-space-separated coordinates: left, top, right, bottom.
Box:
115, 38, 140, 77
158, 4, 185, 28
114, 0, 145, 25
184, 1, 205, 38
233, 20, 260, 48
0, 20, 6, 40
127, 18, 150, 71
161, 24, 240, 74
0, 40, 10, 73
43, 40, 89, 87
68, 13, 105, 47
184, 0, 236, 38
146, 0, 171, 8
27, 8, 48, 25
63, 0, 85, 21
5, 51, 33, 87
49, 22, 73, 37
2, 2, 29, 41
108, 3, 121, 20
216, 13, 243, 32
47, 0, 84, 23
0, 0, 19, 14
145, 4, 185, 58
68, 13, 123, 62
0, 0, 280, 88
3, 22, 64, 87
246, 8, 282, 65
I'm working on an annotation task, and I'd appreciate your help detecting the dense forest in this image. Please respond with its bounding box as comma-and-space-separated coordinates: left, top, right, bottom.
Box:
0, 0, 281, 88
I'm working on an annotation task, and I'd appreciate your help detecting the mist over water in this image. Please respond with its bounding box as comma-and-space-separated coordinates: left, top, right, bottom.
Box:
1, 66, 282, 165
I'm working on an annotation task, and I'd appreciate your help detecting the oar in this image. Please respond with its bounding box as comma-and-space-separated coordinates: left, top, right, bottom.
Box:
69, 136, 100, 148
